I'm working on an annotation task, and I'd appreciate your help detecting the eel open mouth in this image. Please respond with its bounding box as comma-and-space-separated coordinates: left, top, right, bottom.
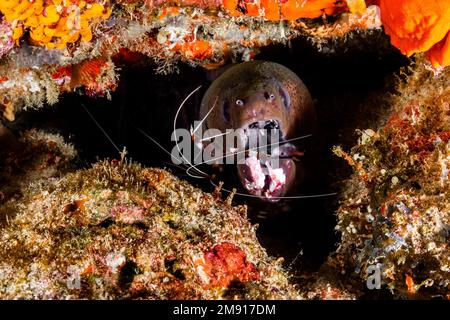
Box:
236, 120, 298, 201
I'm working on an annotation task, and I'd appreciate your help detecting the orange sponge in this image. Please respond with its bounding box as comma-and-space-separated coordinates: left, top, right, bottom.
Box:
222, 0, 348, 21
378, 0, 450, 68
0, 0, 111, 49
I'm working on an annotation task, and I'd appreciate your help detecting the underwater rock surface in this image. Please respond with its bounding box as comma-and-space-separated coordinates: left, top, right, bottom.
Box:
0, 131, 298, 299
0, 0, 382, 119
1, 0, 448, 121
333, 62, 450, 299
1, 1, 450, 301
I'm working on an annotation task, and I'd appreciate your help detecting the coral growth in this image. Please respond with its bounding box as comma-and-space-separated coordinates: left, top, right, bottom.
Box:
0, 0, 112, 49
0, 0, 383, 117
0, 129, 77, 209
377, 0, 450, 68
0, 17, 14, 59
0, 134, 299, 299
0, 56, 117, 117
222, 0, 348, 21
200, 242, 260, 288
333, 61, 450, 298
59, 58, 118, 96
0, 0, 448, 117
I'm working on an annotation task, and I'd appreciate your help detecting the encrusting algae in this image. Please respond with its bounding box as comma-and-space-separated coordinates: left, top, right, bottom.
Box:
0, 131, 299, 299
1, 1, 450, 301
0, 0, 449, 121
0, 18, 14, 59
332, 60, 450, 298
0, 0, 385, 117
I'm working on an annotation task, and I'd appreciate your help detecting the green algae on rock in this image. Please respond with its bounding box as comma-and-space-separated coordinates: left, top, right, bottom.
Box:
0, 137, 299, 299
333, 61, 450, 299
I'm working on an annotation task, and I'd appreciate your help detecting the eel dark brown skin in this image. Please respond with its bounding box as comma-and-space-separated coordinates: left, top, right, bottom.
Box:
199, 60, 318, 201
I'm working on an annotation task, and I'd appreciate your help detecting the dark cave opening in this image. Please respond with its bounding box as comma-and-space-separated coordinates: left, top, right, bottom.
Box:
6, 31, 410, 278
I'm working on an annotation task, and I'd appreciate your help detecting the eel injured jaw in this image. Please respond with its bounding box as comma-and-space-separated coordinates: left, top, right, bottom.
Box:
236, 120, 298, 201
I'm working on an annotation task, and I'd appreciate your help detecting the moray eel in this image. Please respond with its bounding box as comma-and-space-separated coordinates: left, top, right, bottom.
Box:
199, 61, 317, 201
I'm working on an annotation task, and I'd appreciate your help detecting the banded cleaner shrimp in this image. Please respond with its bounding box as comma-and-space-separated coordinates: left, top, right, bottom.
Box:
81, 84, 337, 203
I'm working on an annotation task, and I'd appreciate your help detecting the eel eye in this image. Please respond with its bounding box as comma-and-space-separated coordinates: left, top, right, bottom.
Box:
222, 100, 231, 122
264, 92, 275, 101
279, 87, 290, 109
235, 99, 244, 106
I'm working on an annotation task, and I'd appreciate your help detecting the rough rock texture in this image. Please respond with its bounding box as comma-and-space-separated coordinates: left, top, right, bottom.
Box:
0, 128, 77, 203
0, 1, 381, 118
1, 1, 450, 301
1, 1, 448, 120
0, 131, 299, 299
332, 61, 450, 299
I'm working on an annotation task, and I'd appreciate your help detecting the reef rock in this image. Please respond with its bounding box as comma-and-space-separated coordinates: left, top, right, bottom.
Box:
333, 61, 450, 299
0, 131, 298, 299
0, 0, 382, 118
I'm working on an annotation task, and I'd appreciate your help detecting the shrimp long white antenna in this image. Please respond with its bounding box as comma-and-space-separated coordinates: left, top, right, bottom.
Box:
81, 103, 121, 154
191, 96, 219, 164
189, 133, 313, 170
209, 179, 337, 201
191, 96, 218, 139
135, 127, 176, 160
135, 127, 207, 179
136, 119, 335, 200
81, 99, 334, 201
185, 133, 313, 183
163, 161, 190, 173
189, 132, 338, 200
173, 85, 209, 179
198, 130, 229, 142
